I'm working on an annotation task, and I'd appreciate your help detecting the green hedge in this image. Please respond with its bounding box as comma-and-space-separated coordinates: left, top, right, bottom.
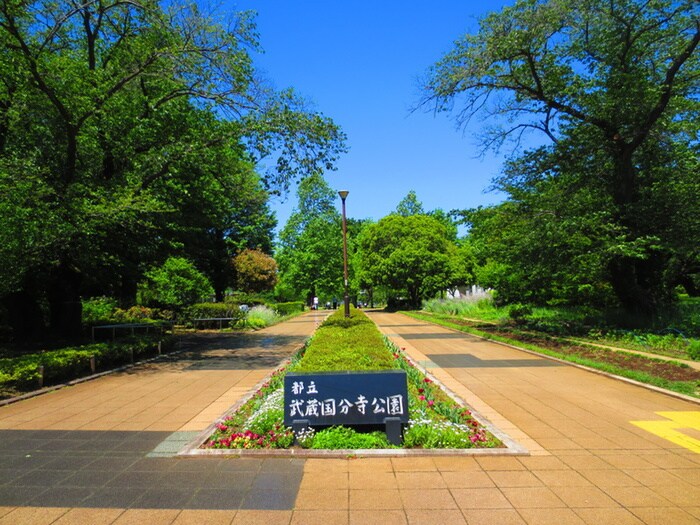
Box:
272, 302, 305, 316
185, 303, 246, 324
295, 307, 395, 372
0, 336, 174, 390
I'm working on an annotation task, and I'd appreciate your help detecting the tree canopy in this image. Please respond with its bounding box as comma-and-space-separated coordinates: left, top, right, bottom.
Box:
422, 0, 700, 313
0, 0, 346, 338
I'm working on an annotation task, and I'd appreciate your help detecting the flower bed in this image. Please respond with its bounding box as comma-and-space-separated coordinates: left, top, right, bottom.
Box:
202, 309, 502, 451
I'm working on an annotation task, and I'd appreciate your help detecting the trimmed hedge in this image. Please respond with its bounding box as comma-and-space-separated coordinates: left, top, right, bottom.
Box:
295, 307, 395, 372
272, 302, 305, 316
0, 336, 175, 391
185, 303, 246, 324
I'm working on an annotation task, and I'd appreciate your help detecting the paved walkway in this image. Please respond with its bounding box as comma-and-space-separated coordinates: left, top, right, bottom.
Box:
0, 310, 698, 524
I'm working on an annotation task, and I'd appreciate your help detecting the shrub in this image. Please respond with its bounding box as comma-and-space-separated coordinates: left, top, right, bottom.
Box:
242, 305, 279, 329
186, 302, 244, 323
82, 297, 118, 324
139, 257, 214, 310
272, 302, 305, 316
295, 307, 395, 372
688, 340, 700, 361
508, 303, 532, 324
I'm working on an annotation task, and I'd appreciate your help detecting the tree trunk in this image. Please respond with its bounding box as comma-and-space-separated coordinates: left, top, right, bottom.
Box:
2, 290, 45, 341
47, 262, 83, 339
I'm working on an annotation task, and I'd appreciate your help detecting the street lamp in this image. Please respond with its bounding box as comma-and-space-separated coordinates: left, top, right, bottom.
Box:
338, 190, 350, 318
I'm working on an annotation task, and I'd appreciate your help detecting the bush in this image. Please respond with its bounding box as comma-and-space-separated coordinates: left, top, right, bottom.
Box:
295, 307, 395, 372
82, 297, 118, 324
186, 302, 244, 322
687, 340, 700, 361
272, 302, 305, 316
508, 303, 532, 324
242, 305, 279, 329
139, 257, 214, 310
310, 426, 393, 449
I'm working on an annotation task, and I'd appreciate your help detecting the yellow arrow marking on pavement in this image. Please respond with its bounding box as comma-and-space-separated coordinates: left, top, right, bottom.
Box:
631, 411, 700, 454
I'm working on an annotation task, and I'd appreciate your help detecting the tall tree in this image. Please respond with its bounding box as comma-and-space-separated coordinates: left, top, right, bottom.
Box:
395, 190, 425, 216
0, 0, 345, 338
421, 0, 700, 313
275, 174, 344, 304
356, 215, 463, 308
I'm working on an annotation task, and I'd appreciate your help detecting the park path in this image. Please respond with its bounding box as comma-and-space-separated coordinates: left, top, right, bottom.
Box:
0, 309, 698, 524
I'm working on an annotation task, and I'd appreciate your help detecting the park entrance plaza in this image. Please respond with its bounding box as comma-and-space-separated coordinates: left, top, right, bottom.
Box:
0, 310, 698, 525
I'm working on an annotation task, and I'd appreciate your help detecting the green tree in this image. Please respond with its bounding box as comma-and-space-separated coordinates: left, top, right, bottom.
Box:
139, 257, 214, 310
0, 0, 345, 338
233, 249, 278, 294
421, 0, 700, 314
356, 215, 462, 307
276, 174, 344, 304
395, 190, 425, 216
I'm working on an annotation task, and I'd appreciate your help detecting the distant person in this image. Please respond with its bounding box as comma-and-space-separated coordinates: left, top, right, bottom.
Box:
313, 296, 319, 310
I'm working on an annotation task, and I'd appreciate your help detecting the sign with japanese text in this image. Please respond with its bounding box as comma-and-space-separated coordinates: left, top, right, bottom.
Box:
283, 370, 409, 427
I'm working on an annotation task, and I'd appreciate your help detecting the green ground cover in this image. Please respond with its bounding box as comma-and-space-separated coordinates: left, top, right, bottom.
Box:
203, 307, 502, 450
0, 335, 175, 400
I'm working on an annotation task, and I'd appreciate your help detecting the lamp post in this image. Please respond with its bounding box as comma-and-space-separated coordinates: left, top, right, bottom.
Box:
338, 190, 350, 318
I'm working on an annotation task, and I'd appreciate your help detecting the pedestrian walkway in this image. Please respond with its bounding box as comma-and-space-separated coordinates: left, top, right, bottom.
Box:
0, 310, 698, 524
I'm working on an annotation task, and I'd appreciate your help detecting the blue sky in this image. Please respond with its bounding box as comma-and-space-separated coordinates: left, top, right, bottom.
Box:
232, 1, 513, 233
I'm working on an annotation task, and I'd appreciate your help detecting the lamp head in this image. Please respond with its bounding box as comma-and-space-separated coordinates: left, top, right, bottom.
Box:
338, 190, 349, 200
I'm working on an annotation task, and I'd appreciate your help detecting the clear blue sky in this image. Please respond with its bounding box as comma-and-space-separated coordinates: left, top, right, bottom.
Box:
231, 1, 513, 233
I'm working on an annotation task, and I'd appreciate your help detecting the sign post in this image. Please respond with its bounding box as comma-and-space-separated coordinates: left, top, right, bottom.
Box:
284, 370, 409, 445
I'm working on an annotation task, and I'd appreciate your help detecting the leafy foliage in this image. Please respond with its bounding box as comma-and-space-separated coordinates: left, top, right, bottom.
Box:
233, 249, 278, 294
139, 257, 214, 310
422, 0, 700, 314
356, 215, 466, 307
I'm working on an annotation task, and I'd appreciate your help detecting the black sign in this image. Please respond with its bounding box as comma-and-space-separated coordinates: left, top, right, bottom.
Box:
283, 370, 409, 427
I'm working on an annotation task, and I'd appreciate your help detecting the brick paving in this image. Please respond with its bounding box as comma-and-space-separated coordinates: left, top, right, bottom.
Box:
0, 309, 699, 524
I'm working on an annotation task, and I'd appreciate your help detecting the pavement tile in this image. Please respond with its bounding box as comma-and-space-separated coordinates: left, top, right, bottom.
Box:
441, 470, 495, 488
574, 507, 644, 525
186, 488, 245, 510
303, 459, 349, 473
349, 510, 407, 525
399, 488, 457, 510
532, 469, 592, 487
80, 487, 144, 508
451, 488, 512, 509
604, 486, 674, 507
231, 510, 292, 525
133, 488, 195, 509
391, 458, 437, 472
476, 457, 527, 471
348, 471, 397, 489
347, 458, 393, 472
295, 489, 348, 510
349, 489, 403, 510
52, 508, 126, 525
500, 486, 566, 509
432, 456, 481, 471
648, 482, 700, 506
549, 486, 619, 508
112, 509, 180, 525
291, 510, 348, 525
487, 470, 543, 488
461, 509, 526, 525
630, 506, 700, 525
668, 468, 700, 484
242, 489, 298, 510
0, 507, 70, 525
405, 509, 468, 524
395, 471, 446, 489
601, 455, 657, 470
559, 455, 612, 470
517, 508, 586, 525
517, 456, 568, 471
579, 469, 640, 488
171, 509, 236, 525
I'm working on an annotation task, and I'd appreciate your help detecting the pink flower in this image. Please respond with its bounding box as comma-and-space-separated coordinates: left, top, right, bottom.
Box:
427, 400, 434, 407
418, 395, 425, 401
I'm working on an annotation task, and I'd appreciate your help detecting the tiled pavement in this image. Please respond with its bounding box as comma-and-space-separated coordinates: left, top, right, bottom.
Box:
0, 310, 699, 524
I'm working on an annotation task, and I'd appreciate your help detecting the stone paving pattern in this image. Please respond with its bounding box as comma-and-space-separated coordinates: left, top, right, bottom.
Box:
0, 310, 698, 524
